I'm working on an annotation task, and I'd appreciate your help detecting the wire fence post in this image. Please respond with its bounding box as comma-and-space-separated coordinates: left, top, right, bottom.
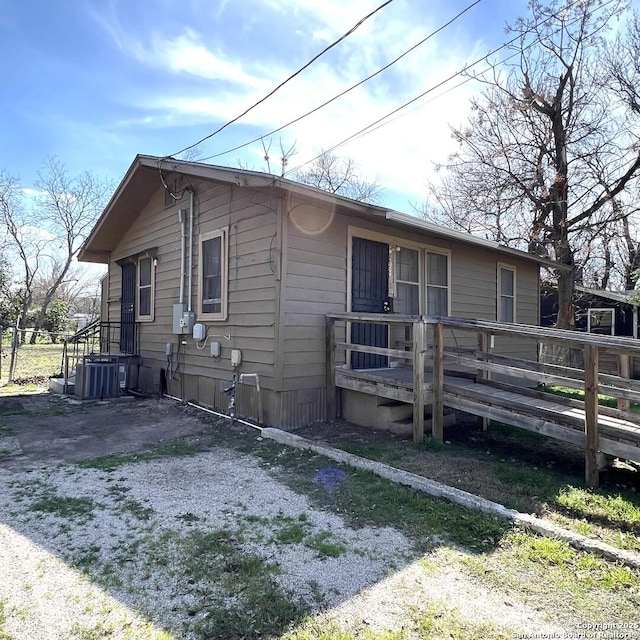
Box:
8, 319, 20, 383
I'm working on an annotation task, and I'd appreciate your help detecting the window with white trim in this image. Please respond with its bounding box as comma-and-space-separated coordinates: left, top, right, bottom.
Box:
199, 228, 228, 320
426, 250, 449, 316
588, 308, 615, 335
395, 247, 420, 314
498, 264, 516, 322
136, 256, 154, 321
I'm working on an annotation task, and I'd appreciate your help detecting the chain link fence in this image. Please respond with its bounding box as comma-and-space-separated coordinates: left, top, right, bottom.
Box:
0, 327, 73, 386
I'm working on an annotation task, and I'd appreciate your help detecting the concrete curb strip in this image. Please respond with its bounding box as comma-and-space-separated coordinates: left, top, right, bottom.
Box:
261, 427, 640, 571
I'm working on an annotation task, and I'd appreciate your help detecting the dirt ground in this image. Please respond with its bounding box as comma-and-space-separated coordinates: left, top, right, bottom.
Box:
0, 394, 209, 471
0, 392, 578, 639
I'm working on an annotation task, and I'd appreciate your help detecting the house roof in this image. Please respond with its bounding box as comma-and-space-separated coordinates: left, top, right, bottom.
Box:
576, 285, 639, 306
79, 154, 567, 270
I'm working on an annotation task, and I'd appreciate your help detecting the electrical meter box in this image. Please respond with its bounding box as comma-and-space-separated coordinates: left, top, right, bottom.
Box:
193, 323, 205, 341
172, 303, 195, 334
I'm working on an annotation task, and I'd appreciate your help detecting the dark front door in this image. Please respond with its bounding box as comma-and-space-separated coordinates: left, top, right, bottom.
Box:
120, 262, 136, 354
351, 237, 389, 369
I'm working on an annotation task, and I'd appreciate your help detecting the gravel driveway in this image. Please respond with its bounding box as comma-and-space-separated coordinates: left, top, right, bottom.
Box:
0, 395, 568, 639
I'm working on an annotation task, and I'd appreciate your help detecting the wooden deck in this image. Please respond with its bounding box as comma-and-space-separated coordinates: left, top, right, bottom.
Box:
326, 313, 640, 488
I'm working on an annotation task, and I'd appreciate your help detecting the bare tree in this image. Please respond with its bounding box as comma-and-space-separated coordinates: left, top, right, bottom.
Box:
292, 150, 383, 204
422, 0, 640, 328
0, 171, 43, 338
28, 158, 111, 341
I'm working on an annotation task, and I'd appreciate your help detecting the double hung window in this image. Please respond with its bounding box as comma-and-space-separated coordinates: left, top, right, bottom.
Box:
426, 251, 449, 316
199, 229, 228, 320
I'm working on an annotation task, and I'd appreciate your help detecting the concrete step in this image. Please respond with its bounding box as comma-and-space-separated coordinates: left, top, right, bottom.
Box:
390, 409, 457, 437
376, 400, 413, 423
48, 377, 74, 395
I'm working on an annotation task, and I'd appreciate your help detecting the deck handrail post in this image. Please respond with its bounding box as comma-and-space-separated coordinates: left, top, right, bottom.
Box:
412, 319, 426, 443
432, 321, 444, 442
617, 354, 631, 412
477, 331, 491, 431
326, 316, 337, 421
584, 344, 600, 488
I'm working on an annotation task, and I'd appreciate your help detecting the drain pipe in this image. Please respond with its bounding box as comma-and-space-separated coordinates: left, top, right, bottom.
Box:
239, 373, 263, 425
187, 188, 195, 312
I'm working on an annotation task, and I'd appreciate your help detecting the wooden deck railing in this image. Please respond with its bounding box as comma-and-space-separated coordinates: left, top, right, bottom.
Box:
326, 313, 640, 488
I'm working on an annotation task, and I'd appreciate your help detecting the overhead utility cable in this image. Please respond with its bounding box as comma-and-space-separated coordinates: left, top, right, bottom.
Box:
284, 0, 611, 178
167, 0, 397, 158
200, 0, 482, 162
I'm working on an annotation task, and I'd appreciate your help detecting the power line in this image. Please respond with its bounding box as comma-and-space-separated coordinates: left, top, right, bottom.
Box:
166, 0, 397, 158
284, 0, 614, 179
200, 0, 483, 163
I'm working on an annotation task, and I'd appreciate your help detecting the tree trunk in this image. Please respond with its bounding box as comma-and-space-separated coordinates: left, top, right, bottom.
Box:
556, 266, 576, 330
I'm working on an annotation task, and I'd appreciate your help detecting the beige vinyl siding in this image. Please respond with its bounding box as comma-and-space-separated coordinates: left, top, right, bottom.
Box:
282, 207, 348, 390
108, 180, 279, 397
280, 209, 542, 394
448, 244, 538, 360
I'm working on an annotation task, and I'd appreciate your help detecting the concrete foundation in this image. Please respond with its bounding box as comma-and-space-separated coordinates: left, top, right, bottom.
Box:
341, 388, 455, 437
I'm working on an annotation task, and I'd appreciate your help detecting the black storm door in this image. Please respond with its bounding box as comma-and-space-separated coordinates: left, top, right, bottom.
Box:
120, 262, 136, 354
351, 237, 389, 369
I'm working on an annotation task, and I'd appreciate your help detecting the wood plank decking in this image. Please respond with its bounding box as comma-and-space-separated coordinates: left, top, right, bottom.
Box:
327, 313, 640, 488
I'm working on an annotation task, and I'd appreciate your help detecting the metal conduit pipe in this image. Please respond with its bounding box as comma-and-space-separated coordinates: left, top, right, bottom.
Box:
187, 188, 195, 312
239, 373, 263, 425
178, 209, 186, 305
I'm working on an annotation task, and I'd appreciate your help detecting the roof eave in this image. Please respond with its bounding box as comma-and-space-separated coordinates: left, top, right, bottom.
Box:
384, 211, 569, 270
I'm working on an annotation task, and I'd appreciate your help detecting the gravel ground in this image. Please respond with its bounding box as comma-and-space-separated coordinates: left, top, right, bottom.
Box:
0, 439, 568, 639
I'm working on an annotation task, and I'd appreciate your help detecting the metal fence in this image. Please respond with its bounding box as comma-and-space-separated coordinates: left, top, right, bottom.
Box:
0, 327, 73, 384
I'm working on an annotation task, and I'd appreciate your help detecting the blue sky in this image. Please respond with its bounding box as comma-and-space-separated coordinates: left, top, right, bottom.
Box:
0, 0, 609, 212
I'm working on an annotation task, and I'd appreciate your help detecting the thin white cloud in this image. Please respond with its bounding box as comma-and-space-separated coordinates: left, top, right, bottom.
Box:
89, 0, 526, 210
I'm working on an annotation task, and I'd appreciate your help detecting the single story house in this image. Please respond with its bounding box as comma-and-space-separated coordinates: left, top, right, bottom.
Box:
79, 155, 562, 428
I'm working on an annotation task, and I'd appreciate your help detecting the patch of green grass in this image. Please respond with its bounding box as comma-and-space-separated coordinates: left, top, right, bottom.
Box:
413, 601, 514, 640
556, 487, 640, 530
0, 383, 39, 394
0, 426, 15, 437
74, 544, 102, 571
117, 498, 154, 521
141, 528, 306, 640
69, 621, 172, 640
463, 530, 640, 623
245, 441, 509, 553
305, 531, 346, 558
490, 460, 569, 498
78, 441, 203, 471
539, 384, 640, 412
275, 519, 308, 545
283, 622, 404, 639
341, 443, 403, 463
419, 437, 449, 452
29, 494, 95, 519
3, 342, 64, 381
282, 600, 516, 640
0, 599, 15, 640
511, 534, 574, 566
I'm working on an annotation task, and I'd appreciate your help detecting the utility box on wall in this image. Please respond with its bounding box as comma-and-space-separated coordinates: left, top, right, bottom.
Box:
172, 303, 195, 335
